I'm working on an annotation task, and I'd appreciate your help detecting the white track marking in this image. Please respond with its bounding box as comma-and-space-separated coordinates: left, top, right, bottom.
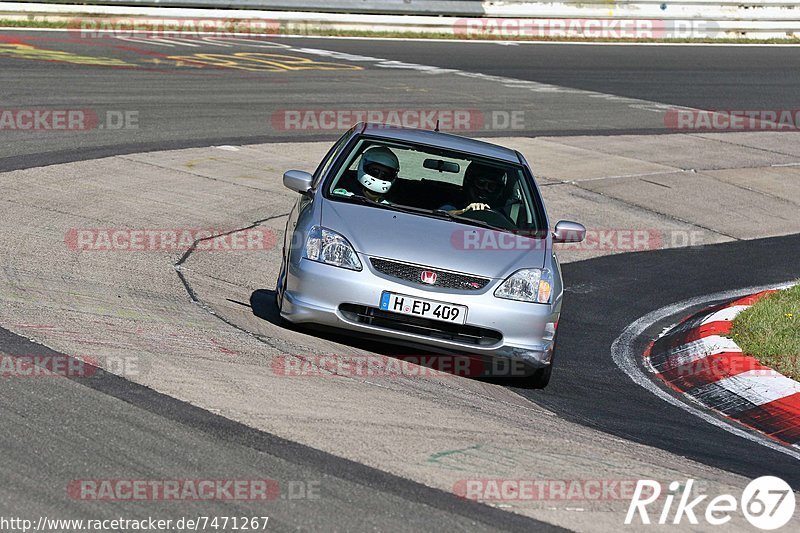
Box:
649, 335, 742, 373
117, 36, 176, 47
701, 305, 749, 324
611, 281, 800, 460
196, 38, 233, 47
28, 30, 695, 115
709, 371, 800, 407
89, 34, 285, 49
210, 37, 290, 48
0, 29, 772, 122
286, 44, 696, 115
117, 37, 206, 48
147, 37, 201, 47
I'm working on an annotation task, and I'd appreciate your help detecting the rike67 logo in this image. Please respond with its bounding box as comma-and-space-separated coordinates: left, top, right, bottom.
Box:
626, 477, 796, 530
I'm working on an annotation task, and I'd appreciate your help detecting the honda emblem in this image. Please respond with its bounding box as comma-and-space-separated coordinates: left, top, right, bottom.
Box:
420, 270, 437, 285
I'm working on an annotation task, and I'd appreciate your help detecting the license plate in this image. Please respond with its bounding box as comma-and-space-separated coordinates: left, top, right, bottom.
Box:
379, 292, 467, 325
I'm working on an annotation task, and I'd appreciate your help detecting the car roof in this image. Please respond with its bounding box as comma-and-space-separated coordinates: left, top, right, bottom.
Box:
358, 123, 522, 164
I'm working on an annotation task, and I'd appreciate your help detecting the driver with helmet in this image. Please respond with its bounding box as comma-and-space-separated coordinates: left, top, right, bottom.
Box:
442, 162, 507, 216
333, 146, 400, 204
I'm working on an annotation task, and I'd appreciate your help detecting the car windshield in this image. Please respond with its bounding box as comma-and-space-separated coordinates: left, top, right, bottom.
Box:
326, 137, 544, 233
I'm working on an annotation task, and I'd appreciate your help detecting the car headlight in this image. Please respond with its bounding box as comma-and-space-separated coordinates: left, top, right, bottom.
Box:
494, 268, 553, 304
304, 226, 362, 271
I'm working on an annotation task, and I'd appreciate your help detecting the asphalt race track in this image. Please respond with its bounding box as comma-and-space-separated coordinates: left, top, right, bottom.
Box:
1, 29, 799, 530
275, 39, 800, 111
3, 31, 800, 169
519, 234, 800, 487
0, 326, 559, 532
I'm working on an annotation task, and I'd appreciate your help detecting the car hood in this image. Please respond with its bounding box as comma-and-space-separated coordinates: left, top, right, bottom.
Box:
321, 200, 547, 279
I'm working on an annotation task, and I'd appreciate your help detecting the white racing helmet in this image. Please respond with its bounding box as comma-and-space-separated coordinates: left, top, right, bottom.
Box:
357, 146, 400, 194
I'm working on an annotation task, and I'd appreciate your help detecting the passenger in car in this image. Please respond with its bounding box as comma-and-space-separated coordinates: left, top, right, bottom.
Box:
332, 146, 400, 204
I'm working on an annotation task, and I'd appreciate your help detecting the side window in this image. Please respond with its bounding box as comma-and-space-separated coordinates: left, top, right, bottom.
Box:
312, 129, 352, 188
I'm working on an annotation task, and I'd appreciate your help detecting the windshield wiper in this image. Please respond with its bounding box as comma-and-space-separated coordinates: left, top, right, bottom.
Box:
385, 203, 445, 217
335, 194, 386, 208
335, 195, 509, 231
432, 209, 508, 232
337, 195, 453, 219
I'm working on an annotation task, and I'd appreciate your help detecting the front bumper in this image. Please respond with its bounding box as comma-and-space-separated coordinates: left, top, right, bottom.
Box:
282, 256, 559, 367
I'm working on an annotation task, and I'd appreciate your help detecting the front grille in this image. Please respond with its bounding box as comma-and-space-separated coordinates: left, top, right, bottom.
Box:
339, 304, 502, 346
370, 258, 489, 291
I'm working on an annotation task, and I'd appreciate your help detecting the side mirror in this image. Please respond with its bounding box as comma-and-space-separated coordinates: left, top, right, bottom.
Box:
283, 170, 313, 194
552, 220, 586, 243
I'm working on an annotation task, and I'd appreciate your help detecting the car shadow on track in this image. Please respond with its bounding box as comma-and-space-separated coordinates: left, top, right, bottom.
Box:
249, 289, 540, 389
249, 289, 285, 326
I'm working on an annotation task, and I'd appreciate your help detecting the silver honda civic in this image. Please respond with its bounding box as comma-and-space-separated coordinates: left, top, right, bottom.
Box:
276, 123, 585, 388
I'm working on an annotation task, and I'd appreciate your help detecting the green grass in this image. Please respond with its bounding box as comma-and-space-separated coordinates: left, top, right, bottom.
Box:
2, 18, 800, 44
729, 284, 800, 380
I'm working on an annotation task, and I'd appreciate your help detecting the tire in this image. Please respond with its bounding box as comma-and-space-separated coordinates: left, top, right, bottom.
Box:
275, 262, 293, 329
527, 364, 552, 389
275, 261, 287, 311
275, 282, 283, 311
527, 332, 557, 389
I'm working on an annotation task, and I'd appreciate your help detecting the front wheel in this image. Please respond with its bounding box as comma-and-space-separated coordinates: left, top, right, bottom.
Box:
527, 364, 552, 389
275, 260, 288, 316
526, 332, 557, 389
275, 275, 284, 310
